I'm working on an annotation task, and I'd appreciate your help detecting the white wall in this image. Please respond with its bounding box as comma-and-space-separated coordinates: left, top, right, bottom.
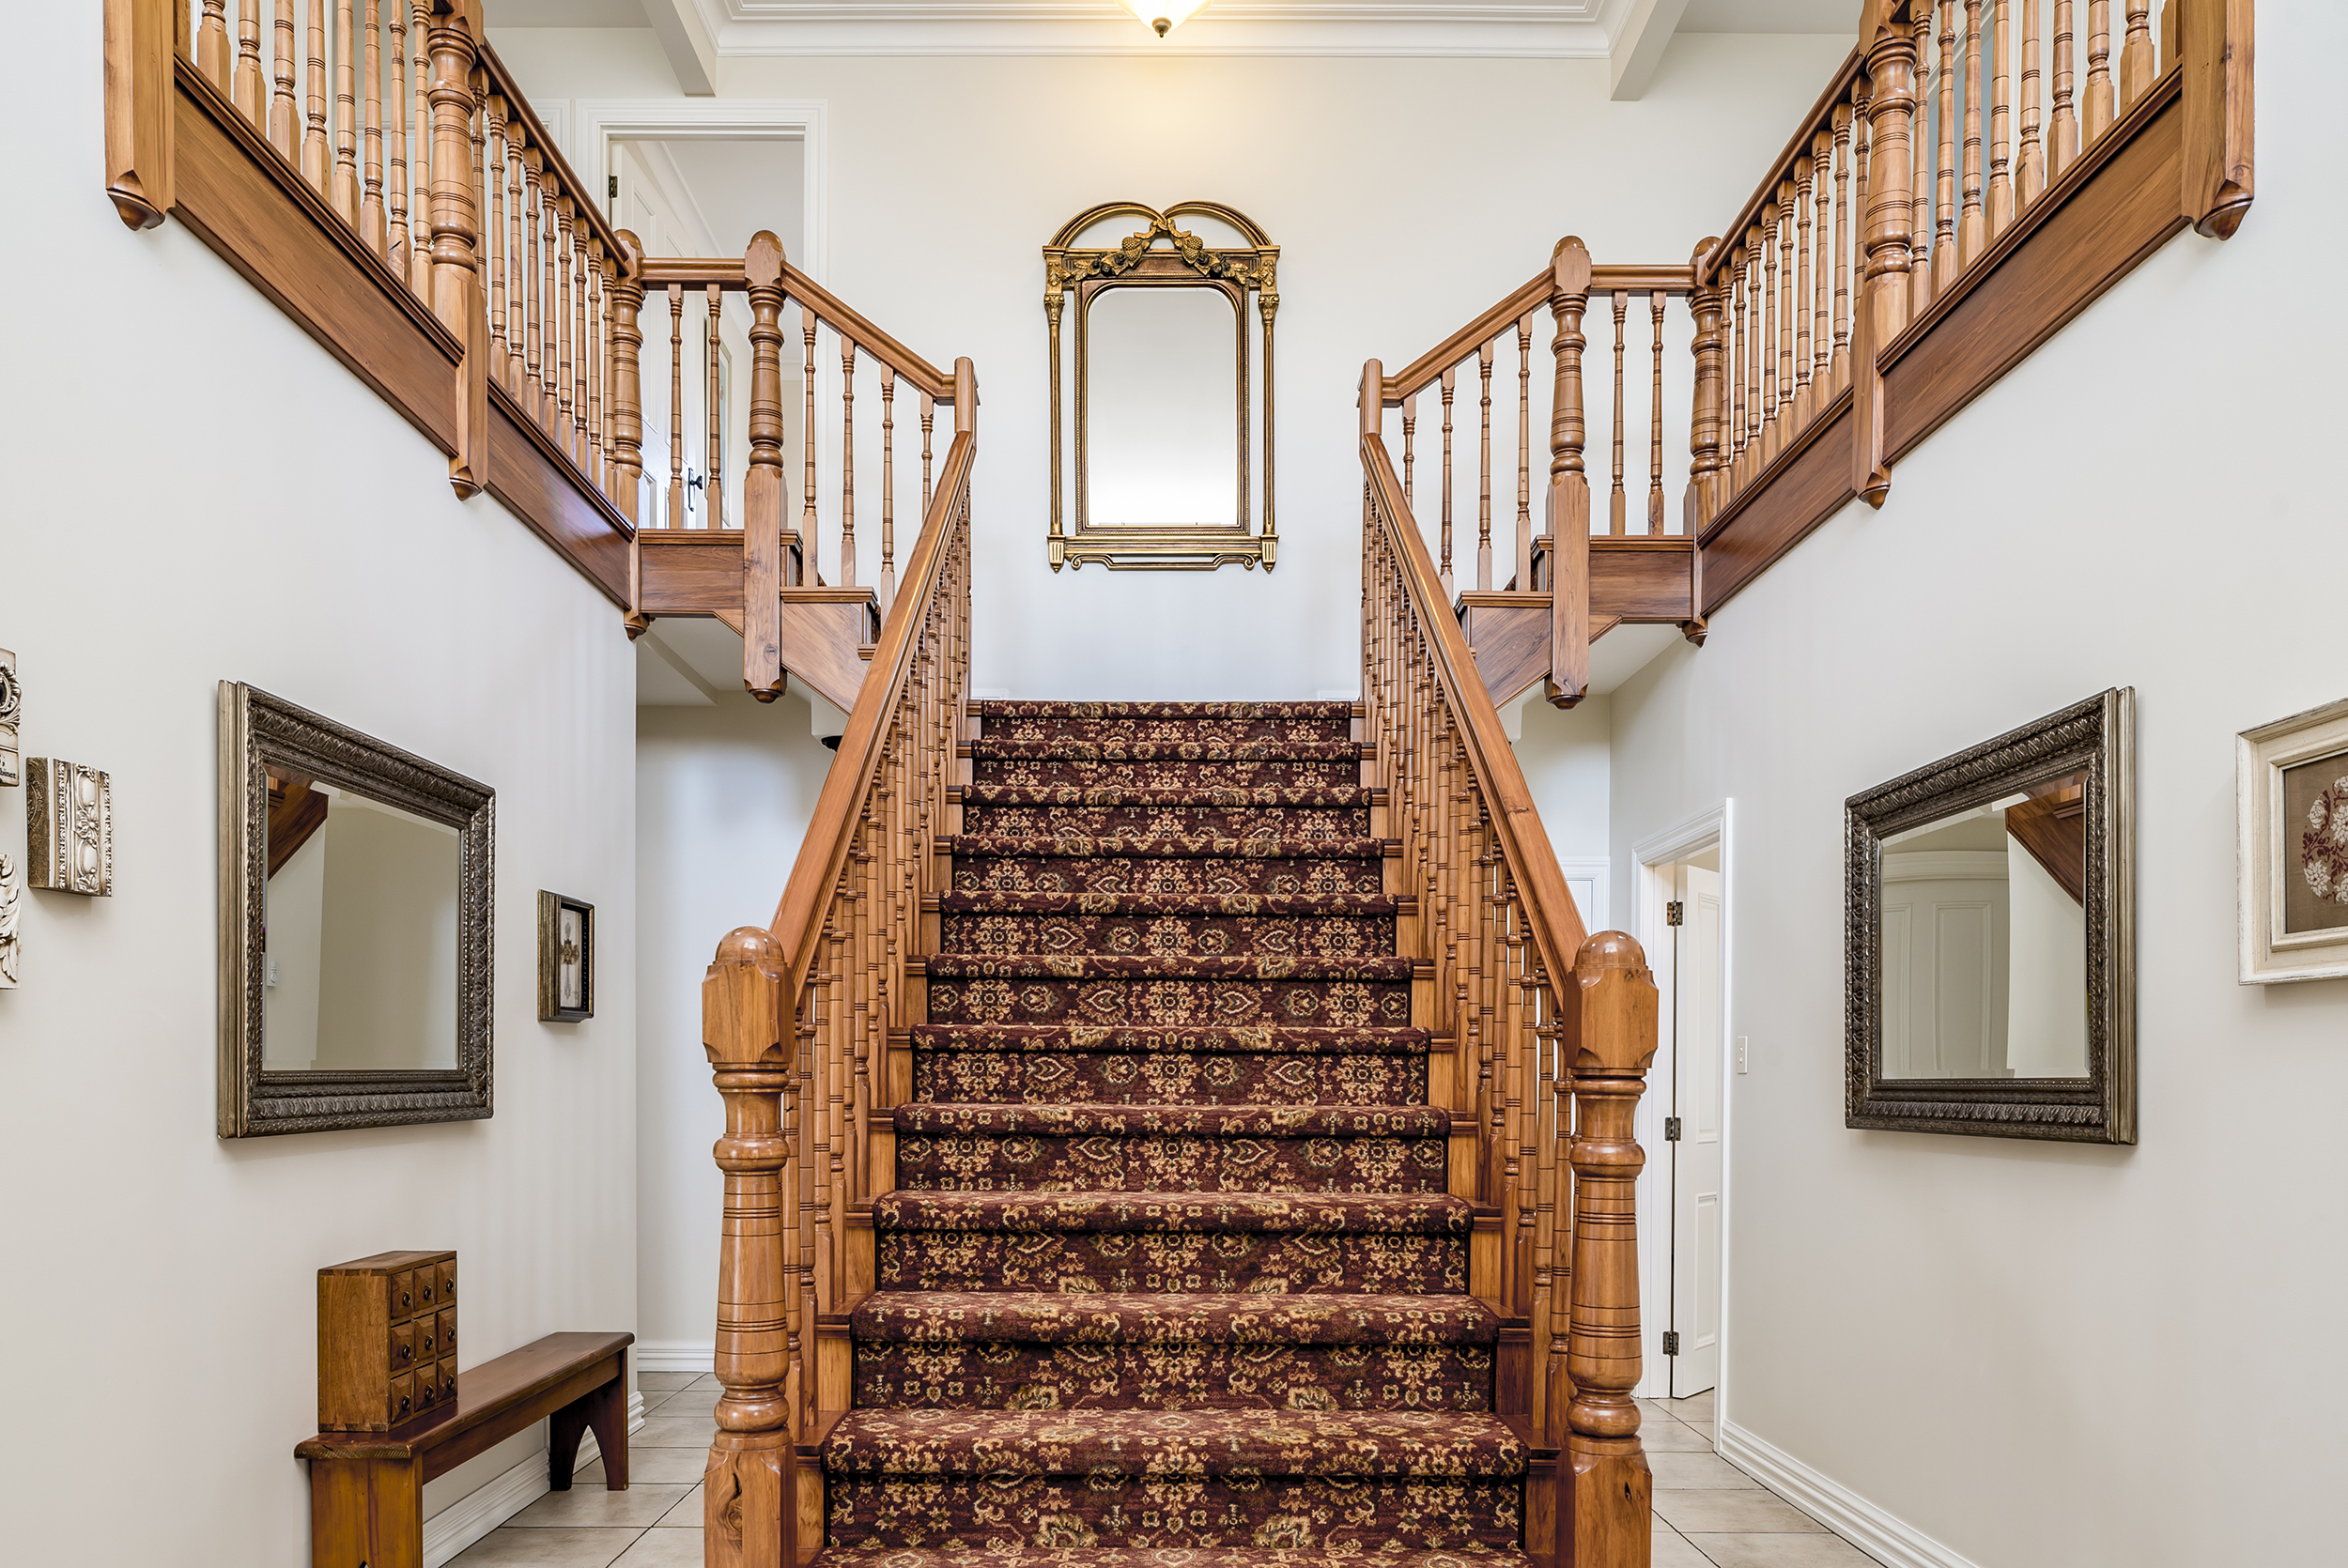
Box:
1604, 10, 2348, 1560
0, 7, 639, 1561
488, 30, 1852, 704
635, 694, 839, 1357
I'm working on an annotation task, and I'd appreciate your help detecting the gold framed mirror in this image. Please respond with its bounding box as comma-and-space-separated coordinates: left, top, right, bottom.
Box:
1044, 201, 1278, 571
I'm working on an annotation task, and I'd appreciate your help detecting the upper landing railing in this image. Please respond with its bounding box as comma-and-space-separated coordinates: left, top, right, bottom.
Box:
105, 0, 976, 693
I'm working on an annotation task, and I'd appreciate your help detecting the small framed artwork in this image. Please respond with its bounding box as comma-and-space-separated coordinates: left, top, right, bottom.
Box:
2239, 698, 2348, 984
537, 891, 595, 1022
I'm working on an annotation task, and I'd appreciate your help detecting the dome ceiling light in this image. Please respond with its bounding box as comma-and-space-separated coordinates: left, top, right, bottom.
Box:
1116, 0, 1210, 38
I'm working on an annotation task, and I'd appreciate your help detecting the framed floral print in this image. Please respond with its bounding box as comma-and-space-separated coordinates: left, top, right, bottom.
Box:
2238, 698, 2348, 984
537, 890, 595, 1022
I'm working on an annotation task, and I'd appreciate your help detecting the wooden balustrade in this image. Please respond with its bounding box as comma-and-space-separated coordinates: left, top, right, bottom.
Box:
703, 384, 977, 1568
1358, 362, 1658, 1565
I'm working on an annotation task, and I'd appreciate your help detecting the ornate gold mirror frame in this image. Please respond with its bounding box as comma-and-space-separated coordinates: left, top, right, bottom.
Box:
1045, 201, 1278, 571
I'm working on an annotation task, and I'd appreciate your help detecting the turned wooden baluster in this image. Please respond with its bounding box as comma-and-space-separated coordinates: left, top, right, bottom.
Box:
1958, 0, 1985, 269
1401, 393, 1418, 508
1858, 0, 1920, 510
387, 14, 415, 280
409, 0, 431, 291
554, 205, 576, 449
1910, 6, 1935, 318
331, 0, 358, 222
667, 284, 686, 529
484, 98, 510, 390
270, 0, 299, 160
704, 284, 724, 527
359, 0, 385, 251
575, 225, 594, 463
1729, 242, 1749, 485
1516, 314, 1535, 590
800, 304, 820, 579
1476, 338, 1494, 590
1832, 103, 1854, 391
1607, 291, 1628, 534
702, 928, 799, 1568
2020, 0, 2047, 203
521, 153, 544, 413
1546, 237, 1592, 708
610, 231, 645, 528
1439, 364, 1456, 593
1775, 181, 1796, 437
2119, 0, 2154, 106
2051, 0, 2080, 175
1562, 930, 1658, 1568
1933, 0, 1959, 290
2084, 0, 2114, 143
1646, 292, 1665, 534
743, 232, 787, 699
920, 391, 935, 518
1989, 0, 2016, 237
1792, 155, 1815, 429
302, 0, 327, 192
880, 367, 898, 610
200, 0, 231, 88
1813, 130, 1835, 398
839, 336, 858, 588
1686, 240, 1727, 540
1759, 203, 1780, 455
540, 164, 562, 423
233, 0, 263, 123
588, 243, 608, 486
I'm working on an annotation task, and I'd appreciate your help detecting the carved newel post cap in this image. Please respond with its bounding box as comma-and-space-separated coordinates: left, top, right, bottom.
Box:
1551, 235, 1591, 293
612, 226, 644, 282
744, 230, 785, 287
704, 927, 788, 1068
1573, 930, 1659, 1075
712, 925, 783, 971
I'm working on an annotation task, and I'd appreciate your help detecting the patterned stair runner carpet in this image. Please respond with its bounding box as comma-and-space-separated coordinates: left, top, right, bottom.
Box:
819, 700, 1531, 1568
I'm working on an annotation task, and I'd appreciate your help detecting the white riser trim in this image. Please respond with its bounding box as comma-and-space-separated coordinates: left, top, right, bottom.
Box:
422, 1391, 646, 1568
635, 1340, 717, 1375
1718, 1419, 1984, 1568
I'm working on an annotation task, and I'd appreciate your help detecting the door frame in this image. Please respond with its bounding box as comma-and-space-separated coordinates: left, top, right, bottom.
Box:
1629, 801, 1734, 1417
571, 100, 829, 284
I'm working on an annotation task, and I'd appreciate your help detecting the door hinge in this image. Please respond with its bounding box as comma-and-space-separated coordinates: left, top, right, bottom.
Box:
608, 175, 619, 201
1666, 900, 1684, 926
1661, 1330, 1681, 1356
1664, 1115, 1682, 1142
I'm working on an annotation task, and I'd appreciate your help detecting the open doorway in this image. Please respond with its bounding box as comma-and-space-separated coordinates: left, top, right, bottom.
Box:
1633, 807, 1730, 1403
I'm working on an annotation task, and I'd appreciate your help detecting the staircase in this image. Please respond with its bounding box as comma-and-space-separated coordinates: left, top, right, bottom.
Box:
816, 698, 1524, 1562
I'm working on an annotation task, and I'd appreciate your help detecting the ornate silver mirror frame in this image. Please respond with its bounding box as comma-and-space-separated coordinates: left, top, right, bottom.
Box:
217, 683, 495, 1136
1845, 688, 2136, 1144
1044, 200, 1279, 572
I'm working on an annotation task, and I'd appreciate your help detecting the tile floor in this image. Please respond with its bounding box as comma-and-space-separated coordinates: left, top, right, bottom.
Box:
451, 1379, 1884, 1568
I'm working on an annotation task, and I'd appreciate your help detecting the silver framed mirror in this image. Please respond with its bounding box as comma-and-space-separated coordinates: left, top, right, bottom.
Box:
217, 683, 494, 1136
1845, 688, 2135, 1143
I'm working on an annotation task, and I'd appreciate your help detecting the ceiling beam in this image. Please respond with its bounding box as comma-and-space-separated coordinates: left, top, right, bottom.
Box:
640, 0, 717, 95
1608, 0, 1691, 100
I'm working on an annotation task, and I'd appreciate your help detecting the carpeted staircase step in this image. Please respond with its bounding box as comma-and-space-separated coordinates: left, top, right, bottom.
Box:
811, 1547, 1536, 1568
950, 841, 1386, 900
972, 754, 1365, 792
962, 785, 1370, 807
892, 1102, 1450, 1193
822, 1407, 1527, 1549
911, 1022, 1431, 1106
852, 1290, 1499, 1412
924, 954, 1412, 1030
874, 1190, 1472, 1294
962, 802, 1371, 842
972, 700, 1355, 747
940, 907, 1394, 961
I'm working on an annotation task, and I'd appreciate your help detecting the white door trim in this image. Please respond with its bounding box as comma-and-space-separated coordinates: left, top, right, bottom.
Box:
569, 100, 829, 285
1630, 802, 1733, 1423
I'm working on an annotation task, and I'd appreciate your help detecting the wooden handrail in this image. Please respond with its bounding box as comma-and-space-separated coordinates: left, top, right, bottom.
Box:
1385, 265, 1695, 403
473, 38, 620, 258
1697, 46, 1866, 287
1360, 424, 1588, 992
635, 257, 957, 402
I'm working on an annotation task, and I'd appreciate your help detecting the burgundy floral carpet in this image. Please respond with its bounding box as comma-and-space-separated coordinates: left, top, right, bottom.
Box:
824, 702, 1531, 1565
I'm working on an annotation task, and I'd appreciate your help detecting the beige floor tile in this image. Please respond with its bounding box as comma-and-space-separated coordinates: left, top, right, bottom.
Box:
655, 1485, 705, 1527
637, 1389, 682, 1415
1654, 1490, 1828, 1534
1651, 1519, 1713, 1568
579, 1448, 712, 1484
1640, 1416, 1716, 1453
510, 1483, 693, 1529
635, 1409, 720, 1449
612, 1529, 707, 1567
1668, 1391, 1717, 1423
637, 1373, 697, 1393
684, 1373, 722, 1391
448, 1527, 641, 1566
1648, 1451, 1760, 1490
1679, 1532, 1884, 1567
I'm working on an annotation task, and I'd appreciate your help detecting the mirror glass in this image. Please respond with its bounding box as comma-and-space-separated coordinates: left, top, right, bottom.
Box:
1087, 285, 1239, 529
260, 765, 460, 1072
1877, 770, 2088, 1080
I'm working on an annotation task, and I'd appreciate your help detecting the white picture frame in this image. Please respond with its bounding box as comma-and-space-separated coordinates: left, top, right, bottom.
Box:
2238, 697, 2348, 984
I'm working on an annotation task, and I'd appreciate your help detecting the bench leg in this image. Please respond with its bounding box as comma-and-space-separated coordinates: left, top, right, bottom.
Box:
548, 1400, 590, 1492
548, 1367, 630, 1492
309, 1456, 424, 1568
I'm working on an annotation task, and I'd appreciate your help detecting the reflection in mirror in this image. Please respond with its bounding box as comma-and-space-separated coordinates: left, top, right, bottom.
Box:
1878, 772, 2088, 1081
260, 767, 460, 1072
1087, 286, 1240, 529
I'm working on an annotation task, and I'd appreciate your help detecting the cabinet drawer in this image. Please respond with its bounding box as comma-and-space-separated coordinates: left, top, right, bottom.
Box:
437, 1260, 457, 1306
416, 1313, 441, 1360
389, 1320, 418, 1377
390, 1269, 419, 1322
436, 1309, 457, 1360
433, 1359, 460, 1408
412, 1268, 440, 1314
388, 1373, 416, 1427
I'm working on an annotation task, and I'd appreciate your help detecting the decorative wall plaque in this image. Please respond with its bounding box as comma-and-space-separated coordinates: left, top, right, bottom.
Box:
0, 648, 19, 786
0, 852, 20, 987
537, 890, 595, 1022
26, 759, 113, 897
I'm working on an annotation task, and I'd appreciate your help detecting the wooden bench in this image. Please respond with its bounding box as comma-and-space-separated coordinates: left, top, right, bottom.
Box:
297, 1330, 634, 1568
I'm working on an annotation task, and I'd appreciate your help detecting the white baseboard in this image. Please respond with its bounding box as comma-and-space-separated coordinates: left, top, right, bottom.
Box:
422, 1391, 648, 1568
635, 1340, 716, 1374
1718, 1419, 1982, 1568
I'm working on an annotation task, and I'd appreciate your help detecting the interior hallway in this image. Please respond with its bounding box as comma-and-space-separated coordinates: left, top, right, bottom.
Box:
448, 1385, 1884, 1568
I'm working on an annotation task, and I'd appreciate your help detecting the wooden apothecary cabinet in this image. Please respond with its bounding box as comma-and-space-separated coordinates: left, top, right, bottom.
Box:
317, 1250, 458, 1431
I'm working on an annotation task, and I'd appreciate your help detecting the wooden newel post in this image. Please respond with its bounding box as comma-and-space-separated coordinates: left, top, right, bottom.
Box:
1563, 930, 1658, 1568
1854, 0, 1919, 510
612, 230, 650, 638
703, 927, 799, 1568
743, 232, 789, 702
1359, 359, 1385, 441
1682, 237, 1724, 646
426, 1, 487, 498
1546, 237, 1592, 710
103, 0, 177, 230
954, 356, 980, 438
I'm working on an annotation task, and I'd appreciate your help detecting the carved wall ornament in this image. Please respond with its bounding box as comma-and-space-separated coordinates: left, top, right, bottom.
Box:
1043, 200, 1280, 572
25, 759, 113, 897
0, 852, 19, 988
0, 647, 19, 786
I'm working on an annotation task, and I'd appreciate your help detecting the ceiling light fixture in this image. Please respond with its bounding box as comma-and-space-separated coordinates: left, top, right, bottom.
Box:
1117, 0, 1209, 38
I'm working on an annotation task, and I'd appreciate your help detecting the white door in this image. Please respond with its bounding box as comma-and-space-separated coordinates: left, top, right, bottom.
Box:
1668, 862, 1722, 1396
